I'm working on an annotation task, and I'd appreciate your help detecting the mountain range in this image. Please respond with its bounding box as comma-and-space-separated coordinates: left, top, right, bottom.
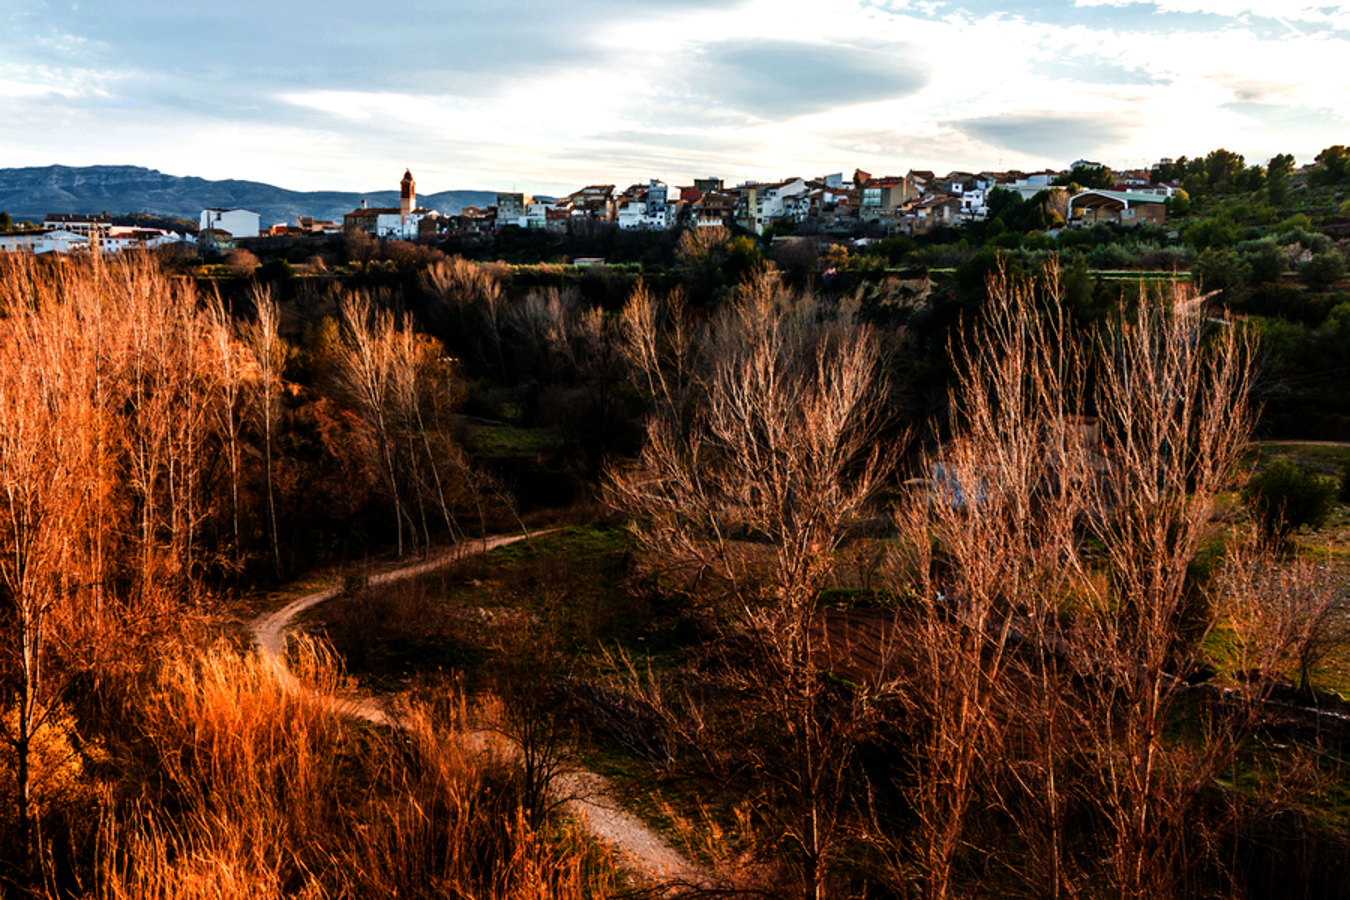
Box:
0, 165, 498, 229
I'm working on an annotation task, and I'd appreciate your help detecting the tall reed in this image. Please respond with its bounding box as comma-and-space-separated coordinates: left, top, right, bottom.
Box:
96, 638, 612, 899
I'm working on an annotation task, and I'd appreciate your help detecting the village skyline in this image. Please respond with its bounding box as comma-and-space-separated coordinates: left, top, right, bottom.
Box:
0, 153, 1194, 252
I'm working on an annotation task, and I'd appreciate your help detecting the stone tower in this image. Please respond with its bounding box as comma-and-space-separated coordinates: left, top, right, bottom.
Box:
400, 169, 415, 219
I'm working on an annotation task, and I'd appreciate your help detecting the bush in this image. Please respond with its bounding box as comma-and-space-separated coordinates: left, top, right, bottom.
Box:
1086, 242, 1135, 269
1252, 316, 1314, 377
224, 248, 260, 276
1134, 244, 1195, 271
1055, 228, 1097, 251
1237, 239, 1288, 285
1196, 248, 1251, 294
1238, 284, 1333, 327
256, 258, 295, 282
1184, 216, 1241, 253
1276, 228, 1333, 255
1243, 458, 1338, 545
1299, 250, 1347, 288
1272, 213, 1313, 236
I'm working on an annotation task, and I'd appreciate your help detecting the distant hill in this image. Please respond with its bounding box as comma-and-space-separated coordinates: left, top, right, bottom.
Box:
0, 165, 498, 229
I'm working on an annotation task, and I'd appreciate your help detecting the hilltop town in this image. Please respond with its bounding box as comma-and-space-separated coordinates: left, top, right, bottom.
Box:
0, 159, 1180, 253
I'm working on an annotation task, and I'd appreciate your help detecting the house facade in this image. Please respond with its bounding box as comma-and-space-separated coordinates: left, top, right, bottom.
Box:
565, 185, 616, 222
734, 178, 808, 234
200, 208, 261, 239
495, 192, 530, 229
860, 176, 918, 224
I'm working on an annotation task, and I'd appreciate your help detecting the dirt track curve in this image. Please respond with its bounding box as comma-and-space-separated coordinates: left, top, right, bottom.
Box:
250, 531, 707, 891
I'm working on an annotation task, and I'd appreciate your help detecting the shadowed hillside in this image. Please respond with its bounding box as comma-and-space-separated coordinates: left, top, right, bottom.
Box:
0, 165, 496, 226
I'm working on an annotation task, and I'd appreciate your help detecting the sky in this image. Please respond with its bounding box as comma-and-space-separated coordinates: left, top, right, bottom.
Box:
1, 0, 1347, 196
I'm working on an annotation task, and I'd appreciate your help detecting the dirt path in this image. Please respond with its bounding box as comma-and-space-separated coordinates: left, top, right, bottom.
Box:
1256, 440, 1350, 448
250, 531, 707, 891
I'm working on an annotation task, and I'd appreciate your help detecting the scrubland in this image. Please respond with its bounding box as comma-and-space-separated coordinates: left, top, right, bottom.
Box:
0, 250, 1348, 898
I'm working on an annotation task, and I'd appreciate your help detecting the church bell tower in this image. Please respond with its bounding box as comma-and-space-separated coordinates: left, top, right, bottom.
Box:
400, 169, 415, 219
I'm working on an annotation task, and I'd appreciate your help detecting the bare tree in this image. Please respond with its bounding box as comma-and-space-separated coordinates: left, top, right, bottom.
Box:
889, 262, 1280, 899
891, 262, 1094, 899
1082, 284, 1254, 899
246, 287, 285, 575
609, 273, 896, 898
515, 286, 630, 462
0, 293, 96, 876
389, 324, 468, 546
335, 292, 470, 556
208, 294, 247, 569
617, 283, 699, 444
225, 248, 260, 277
1223, 533, 1346, 694
674, 225, 732, 300
336, 293, 412, 555
73, 255, 219, 621
422, 257, 509, 379
344, 228, 378, 271
612, 274, 890, 618
0, 254, 225, 878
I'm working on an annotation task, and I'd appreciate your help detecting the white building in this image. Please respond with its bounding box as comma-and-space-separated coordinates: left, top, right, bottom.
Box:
0, 229, 90, 254
960, 188, 988, 218
617, 199, 647, 230
644, 179, 672, 229
199, 208, 261, 239
102, 226, 194, 253
738, 177, 808, 233
526, 201, 555, 229
2, 225, 195, 254
1020, 171, 1059, 188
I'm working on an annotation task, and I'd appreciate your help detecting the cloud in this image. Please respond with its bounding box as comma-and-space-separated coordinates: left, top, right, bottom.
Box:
597, 130, 751, 156
0, 79, 82, 99
692, 39, 929, 119
4, 0, 1350, 193
1031, 59, 1166, 87
1, 1, 737, 97
955, 112, 1137, 162
1071, 0, 1350, 31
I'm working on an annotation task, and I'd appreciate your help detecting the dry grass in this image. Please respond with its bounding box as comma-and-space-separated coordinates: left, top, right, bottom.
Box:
93, 638, 614, 900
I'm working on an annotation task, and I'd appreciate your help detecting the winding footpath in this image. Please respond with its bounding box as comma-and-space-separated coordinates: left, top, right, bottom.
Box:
250, 531, 707, 892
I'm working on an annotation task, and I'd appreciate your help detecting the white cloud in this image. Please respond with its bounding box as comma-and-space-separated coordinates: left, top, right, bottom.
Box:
0, 80, 80, 99
276, 91, 375, 121
3, 0, 1349, 192
1072, 0, 1350, 29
